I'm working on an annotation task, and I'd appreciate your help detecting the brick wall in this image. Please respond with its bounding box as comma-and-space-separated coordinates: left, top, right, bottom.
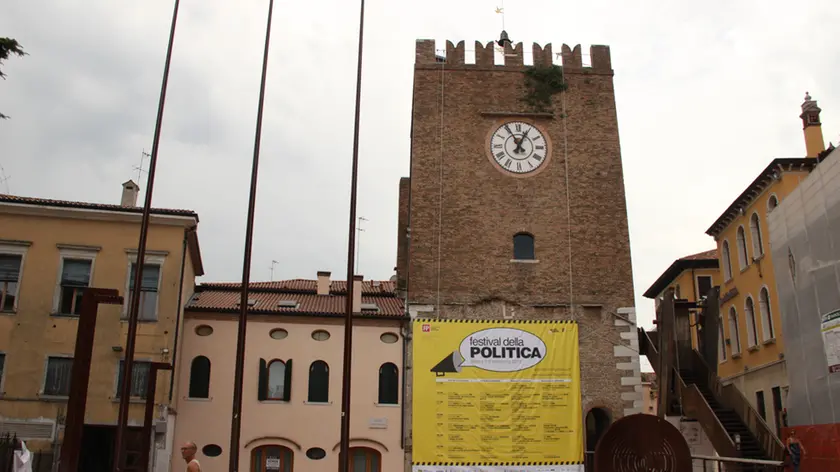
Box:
399, 39, 639, 467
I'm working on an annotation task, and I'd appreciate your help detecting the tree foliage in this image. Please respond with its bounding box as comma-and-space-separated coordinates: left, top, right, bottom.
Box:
1, 37, 26, 119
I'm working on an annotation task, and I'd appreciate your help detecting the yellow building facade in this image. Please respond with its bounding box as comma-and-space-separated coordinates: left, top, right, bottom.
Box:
703, 94, 828, 436
643, 248, 721, 350
0, 182, 203, 471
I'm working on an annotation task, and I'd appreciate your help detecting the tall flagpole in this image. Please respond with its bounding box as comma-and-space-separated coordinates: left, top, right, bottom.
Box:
113, 1, 180, 470
228, 1, 275, 471
339, 0, 366, 470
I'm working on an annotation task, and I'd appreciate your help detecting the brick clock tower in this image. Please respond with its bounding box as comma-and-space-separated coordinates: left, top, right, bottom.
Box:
396, 37, 641, 469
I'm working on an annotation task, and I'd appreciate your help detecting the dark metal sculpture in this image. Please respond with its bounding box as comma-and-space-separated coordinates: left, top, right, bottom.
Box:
594, 413, 692, 472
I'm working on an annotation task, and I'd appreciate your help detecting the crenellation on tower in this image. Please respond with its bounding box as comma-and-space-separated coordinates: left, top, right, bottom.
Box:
561, 44, 583, 69
474, 41, 496, 66
503, 42, 525, 67
590, 45, 612, 71
415, 39, 436, 64
445, 40, 466, 65
415, 38, 612, 72
532, 43, 553, 67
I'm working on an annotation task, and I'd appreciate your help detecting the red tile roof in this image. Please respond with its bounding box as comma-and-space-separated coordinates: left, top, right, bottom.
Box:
679, 249, 718, 261
187, 279, 404, 318
200, 279, 397, 295
0, 194, 198, 219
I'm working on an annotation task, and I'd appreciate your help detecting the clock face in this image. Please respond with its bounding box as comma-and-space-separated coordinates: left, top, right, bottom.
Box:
486, 121, 551, 176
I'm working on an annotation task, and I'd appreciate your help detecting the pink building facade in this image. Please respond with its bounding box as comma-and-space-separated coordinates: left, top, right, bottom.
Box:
170, 273, 406, 472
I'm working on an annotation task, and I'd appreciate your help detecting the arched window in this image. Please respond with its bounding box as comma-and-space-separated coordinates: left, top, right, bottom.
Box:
308, 360, 329, 403
728, 307, 741, 355
188, 356, 211, 399
750, 213, 764, 257
718, 316, 727, 362
513, 233, 535, 260
721, 241, 733, 281
584, 408, 611, 470
745, 296, 759, 347
258, 358, 292, 401
349, 447, 381, 472
378, 363, 399, 405
674, 285, 681, 300
251, 445, 293, 472
767, 195, 778, 212
759, 287, 775, 340
736, 226, 749, 269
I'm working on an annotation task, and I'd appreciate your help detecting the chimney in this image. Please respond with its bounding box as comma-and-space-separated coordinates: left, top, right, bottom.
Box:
800, 92, 825, 158
121, 180, 139, 207
316, 271, 331, 295
352, 275, 363, 313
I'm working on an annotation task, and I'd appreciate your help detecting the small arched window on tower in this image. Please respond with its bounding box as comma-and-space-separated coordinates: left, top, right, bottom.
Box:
513, 233, 535, 260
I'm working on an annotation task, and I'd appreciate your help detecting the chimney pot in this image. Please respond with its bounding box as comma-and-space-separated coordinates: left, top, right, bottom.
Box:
121, 180, 139, 207
352, 275, 363, 313
316, 271, 331, 295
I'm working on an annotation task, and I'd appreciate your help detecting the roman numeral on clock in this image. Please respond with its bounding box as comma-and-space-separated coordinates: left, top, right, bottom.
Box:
536, 145, 545, 150
496, 151, 506, 159
494, 144, 503, 149
504, 159, 512, 168
516, 162, 522, 171
515, 124, 522, 132
533, 154, 543, 161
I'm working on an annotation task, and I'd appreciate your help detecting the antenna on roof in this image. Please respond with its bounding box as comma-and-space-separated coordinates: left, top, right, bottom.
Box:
270, 260, 279, 281
356, 216, 367, 275
133, 149, 150, 190
0, 164, 10, 194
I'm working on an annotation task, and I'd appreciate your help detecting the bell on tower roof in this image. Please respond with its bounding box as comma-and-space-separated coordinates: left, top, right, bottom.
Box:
497, 30, 512, 48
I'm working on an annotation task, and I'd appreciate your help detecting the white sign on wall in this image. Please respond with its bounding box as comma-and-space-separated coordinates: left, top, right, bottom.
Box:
265, 457, 280, 470
821, 309, 840, 374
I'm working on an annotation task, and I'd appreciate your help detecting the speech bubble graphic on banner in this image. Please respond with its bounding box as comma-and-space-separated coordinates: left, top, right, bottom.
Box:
430, 327, 547, 376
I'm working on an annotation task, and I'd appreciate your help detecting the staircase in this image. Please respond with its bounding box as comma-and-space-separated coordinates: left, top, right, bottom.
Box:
679, 369, 765, 460
639, 327, 784, 463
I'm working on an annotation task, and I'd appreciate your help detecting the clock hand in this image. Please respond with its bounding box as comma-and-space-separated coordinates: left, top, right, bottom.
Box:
514, 128, 530, 154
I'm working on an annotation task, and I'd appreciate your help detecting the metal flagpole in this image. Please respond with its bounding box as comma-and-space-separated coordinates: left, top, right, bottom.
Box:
113, 1, 181, 470
339, 0, 367, 469
228, 1, 275, 471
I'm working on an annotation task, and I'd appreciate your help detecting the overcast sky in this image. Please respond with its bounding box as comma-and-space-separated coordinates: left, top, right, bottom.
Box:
1, 0, 838, 333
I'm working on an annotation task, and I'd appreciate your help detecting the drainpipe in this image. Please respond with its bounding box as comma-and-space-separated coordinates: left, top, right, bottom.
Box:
401, 318, 409, 450
167, 226, 192, 402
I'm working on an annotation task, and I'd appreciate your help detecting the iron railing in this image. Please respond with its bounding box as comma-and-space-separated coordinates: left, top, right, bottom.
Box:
0, 434, 54, 472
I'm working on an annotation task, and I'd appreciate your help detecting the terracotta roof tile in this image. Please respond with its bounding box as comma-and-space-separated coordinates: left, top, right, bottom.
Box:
679, 249, 718, 261
0, 194, 198, 219
200, 279, 396, 295
187, 290, 404, 318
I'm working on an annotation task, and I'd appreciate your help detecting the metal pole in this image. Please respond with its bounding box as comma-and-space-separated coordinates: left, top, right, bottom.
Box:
228, 1, 274, 471
59, 289, 123, 472
113, 1, 181, 470
339, 0, 366, 470
140, 363, 172, 472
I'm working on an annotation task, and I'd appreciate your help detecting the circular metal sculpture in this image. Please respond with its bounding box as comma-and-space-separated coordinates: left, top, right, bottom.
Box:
594, 414, 692, 472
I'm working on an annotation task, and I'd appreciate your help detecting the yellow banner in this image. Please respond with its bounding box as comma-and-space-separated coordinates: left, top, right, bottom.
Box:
412, 319, 583, 469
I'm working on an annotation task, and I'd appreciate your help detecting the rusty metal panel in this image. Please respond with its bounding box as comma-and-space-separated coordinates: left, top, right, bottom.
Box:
594, 413, 692, 472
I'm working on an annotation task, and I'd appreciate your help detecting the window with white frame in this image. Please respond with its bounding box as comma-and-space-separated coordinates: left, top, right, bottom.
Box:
115, 360, 151, 399
759, 287, 775, 340
736, 226, 749, 270
124, 262, 162, 321
43, 356, 73, 396
750, 213, 764, 258
55, 250, 96, 315
0, 253, 23, 312
721, 241, 733, 281
745, 296, 759, 347
728, 307, 742, 356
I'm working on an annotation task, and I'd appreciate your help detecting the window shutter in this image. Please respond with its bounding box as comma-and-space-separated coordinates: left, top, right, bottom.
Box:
258, 358, 268, 401
283, 359, 293, 401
